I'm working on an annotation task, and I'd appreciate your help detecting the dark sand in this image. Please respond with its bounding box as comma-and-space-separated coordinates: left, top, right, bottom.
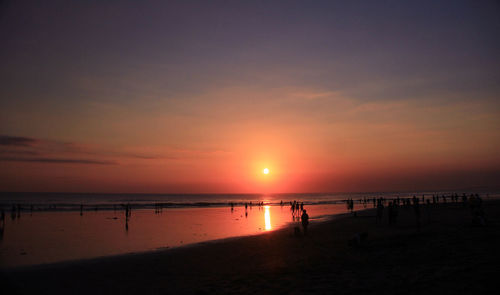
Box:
2, 200, 500, 294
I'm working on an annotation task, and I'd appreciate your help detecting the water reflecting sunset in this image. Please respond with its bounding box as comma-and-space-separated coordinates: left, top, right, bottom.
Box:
0, 204, 353, 268
264, 206, 272, 230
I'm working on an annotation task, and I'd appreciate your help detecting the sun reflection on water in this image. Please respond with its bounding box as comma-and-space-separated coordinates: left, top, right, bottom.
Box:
264, 206, 271, 230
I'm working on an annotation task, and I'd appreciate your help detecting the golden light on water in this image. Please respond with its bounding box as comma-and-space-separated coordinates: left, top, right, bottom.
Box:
264, 206, 271, 230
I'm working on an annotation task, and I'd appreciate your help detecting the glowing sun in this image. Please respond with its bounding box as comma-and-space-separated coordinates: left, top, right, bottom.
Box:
263, 168, 270, 175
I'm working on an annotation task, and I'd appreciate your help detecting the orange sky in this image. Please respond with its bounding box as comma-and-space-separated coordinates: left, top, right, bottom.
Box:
1, 1, 499, 193
1, 87, 499, 193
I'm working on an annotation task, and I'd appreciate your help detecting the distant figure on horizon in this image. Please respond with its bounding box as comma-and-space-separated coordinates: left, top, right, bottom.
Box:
301, 209, 309, 235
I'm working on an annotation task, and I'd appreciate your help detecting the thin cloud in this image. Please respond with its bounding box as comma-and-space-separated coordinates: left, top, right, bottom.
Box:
0, 135, 38, 146
0, 157, 117, 165
0, 149, 40, 156
0, 135, 161, 161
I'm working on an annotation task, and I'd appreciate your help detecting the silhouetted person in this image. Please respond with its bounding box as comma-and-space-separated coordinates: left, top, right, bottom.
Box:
388, 202, 398, 225
125, 204, 131, 219
476, 194, 482, 208
376, 201, 384, 224
388, 202, 393, 225
346, 198, 354, 213
301, 210, 309, 235
413, 198, 421, 231
469, 194, 476, 213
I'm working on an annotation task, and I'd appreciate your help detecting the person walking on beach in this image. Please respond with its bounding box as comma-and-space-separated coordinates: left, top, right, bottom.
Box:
413, 198, 421, 231
388, 202, 393, 225
301, 209, 309, 235
376, 200, 384, 224
388, 202, 398, 225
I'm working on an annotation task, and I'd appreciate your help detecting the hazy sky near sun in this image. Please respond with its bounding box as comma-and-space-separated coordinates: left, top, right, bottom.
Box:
1, 0, 499, 193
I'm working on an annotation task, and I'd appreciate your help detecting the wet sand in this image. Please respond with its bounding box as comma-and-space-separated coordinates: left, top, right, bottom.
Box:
0, 204, 349, 267
2, 200, 500, 294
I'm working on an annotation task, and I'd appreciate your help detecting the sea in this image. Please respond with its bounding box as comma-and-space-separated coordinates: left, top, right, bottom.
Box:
0, 191, 498, 268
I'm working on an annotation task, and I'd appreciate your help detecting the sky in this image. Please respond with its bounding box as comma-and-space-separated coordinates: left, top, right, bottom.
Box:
1, 0, 499, 193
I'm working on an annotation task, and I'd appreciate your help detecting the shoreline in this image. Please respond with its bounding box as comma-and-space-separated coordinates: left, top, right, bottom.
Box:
3, 201, 499, 294
1, 210, 356, 272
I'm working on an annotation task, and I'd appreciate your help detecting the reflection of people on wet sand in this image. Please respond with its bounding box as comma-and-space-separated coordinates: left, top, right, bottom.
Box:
124, 203, 131, 231
301, 210, 309, 235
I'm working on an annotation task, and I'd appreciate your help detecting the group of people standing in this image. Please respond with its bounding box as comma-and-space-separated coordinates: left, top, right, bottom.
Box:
372, 193, 486, 229
288, 200, 309, 235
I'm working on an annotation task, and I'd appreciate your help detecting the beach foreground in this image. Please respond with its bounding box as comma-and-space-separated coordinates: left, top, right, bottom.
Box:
2, 201, 500, 294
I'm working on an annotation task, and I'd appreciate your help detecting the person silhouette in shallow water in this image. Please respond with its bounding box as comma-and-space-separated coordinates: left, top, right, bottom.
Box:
301, 210, 309, 235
